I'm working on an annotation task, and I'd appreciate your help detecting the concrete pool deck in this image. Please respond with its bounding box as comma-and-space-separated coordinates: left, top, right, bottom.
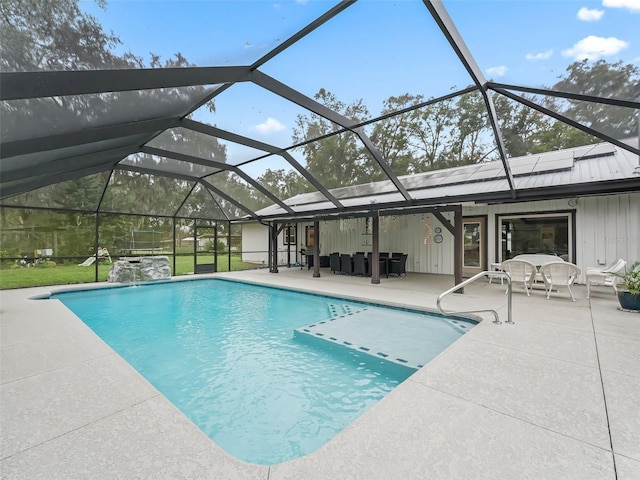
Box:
1, 268, 639, 479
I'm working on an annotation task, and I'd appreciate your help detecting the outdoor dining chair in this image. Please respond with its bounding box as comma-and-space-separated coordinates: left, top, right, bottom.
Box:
353, 253, 366, 276
329, 252, 340, 274
389, 254, 408, 277
340, 254, 353, 275
585, 258, 626, 298
539, 261, 581, 301
500, 259, 537, 296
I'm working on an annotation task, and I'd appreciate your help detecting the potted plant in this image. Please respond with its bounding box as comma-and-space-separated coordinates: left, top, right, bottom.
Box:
611, 261, 640, 311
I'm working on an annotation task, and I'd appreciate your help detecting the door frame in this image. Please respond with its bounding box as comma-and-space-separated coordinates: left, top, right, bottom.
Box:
462, 216, 487, 277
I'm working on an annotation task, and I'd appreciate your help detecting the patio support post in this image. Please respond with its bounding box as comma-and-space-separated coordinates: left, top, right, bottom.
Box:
371, 212, 380, 285
286, 224, 292, 268
193, 224, 198, 273
173, 218, 177, 276
94, 213, 99, 282
313, 220, 320, 278
227, 221, 231, 272
454, 207, 464, 293
214, 222, 218, 271
267, 227, 271, 271
270, 222, 279, 273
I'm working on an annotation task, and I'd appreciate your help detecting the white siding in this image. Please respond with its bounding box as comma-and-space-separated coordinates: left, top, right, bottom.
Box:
242, 222, 313, 266
576, 193, 640, 280
243, 192, 640, 280
241, 223, 269, 265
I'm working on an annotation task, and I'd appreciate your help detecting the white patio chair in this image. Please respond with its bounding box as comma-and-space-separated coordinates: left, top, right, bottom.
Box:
501, 259, 537, 296
585, 259, 626, 298
539, 261, 581, 301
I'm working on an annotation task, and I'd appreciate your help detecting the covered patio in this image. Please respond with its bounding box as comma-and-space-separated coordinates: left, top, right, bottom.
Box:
1, 269, 638, 479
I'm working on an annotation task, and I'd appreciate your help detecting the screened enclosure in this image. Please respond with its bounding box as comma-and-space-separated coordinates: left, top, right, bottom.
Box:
1, 0, 639, 287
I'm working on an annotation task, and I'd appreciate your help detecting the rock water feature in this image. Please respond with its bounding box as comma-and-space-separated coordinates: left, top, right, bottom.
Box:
107, 256, 171, 283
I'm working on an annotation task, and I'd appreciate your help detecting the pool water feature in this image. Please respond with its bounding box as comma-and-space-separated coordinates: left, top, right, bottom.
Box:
52, 279, 475, 465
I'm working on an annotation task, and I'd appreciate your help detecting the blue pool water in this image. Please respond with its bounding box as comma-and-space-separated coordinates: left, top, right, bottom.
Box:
53, 279, 473, 465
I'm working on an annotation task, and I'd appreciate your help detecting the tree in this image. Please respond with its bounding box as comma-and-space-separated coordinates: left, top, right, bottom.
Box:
0, 0, 127, 72
368, 94, 420, 177
291, 89, 371, 189
404, 95, 457, 171
551, 59, 639, 140
444, 91, 497, 166
257, 169, 308, 199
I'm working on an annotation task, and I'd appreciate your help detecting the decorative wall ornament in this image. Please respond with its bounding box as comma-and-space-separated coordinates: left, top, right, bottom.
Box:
339, 218, 358, 233
424, 215, 432, 244
381, 214, 407, 232
433, 226, 443, 244
362, 217, 372, 246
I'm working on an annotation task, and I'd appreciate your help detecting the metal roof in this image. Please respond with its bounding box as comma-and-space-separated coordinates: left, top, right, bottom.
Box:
1, 1, 639, 223
254, 141, 640, 220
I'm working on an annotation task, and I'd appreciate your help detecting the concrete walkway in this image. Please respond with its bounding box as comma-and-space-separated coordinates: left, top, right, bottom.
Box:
1, 268, 639, 479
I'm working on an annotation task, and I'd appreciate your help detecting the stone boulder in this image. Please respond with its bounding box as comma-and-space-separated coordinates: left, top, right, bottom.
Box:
107, 256, 171, 283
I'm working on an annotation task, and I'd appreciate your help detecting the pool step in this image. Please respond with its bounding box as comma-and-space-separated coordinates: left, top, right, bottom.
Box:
295, 308, 473, 371
327, 303, 363, 318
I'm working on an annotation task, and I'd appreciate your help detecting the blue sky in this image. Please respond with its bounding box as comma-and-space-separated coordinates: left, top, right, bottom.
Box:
81, 0, 639, 177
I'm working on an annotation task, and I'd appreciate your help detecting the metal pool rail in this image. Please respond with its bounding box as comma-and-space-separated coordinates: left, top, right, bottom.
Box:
437, 271, 513, 325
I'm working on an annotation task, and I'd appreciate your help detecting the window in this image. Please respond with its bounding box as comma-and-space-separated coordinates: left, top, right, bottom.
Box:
499, 213, 572, 262
284, 225, 296, 245
305, 225, 315, 248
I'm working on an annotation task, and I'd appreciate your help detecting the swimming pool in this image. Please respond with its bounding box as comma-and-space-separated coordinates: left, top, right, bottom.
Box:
53, 279, 475, 465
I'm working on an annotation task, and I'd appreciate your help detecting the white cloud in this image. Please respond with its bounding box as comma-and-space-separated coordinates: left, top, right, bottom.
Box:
561, 35, 629, 60
603, 0, 640, 12
486, 65, 508, 77
525, 49, 553, 61
577, 7, 604, 20
253, 117, 286, 134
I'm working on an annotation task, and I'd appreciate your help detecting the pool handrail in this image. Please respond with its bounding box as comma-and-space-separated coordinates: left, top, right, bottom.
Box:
437, 270, 513, 325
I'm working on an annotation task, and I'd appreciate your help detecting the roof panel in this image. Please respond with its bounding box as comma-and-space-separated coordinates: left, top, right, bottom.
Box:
1, 134, 147, 179
445, 1, 638, 101
0, 171, 111, 210
176, 183, 228, 221
119, 153, 220, 178
261, 0, 474, 121
236, 155, 317, 201
194, 82, 336, 149
81, 0, 338, 70
1, 86, 218, 143
148, 127, 270, 167
101, 170, 191, 216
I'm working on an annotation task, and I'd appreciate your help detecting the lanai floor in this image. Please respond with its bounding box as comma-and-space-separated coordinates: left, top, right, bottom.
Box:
1, 267, 639, 479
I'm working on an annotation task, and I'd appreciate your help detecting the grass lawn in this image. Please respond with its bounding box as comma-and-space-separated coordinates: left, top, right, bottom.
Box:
0, 254, 263, 289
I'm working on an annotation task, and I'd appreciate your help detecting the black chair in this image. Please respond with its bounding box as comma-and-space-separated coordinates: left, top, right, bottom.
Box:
340, 254, 353, 275
329, 252, 340, 274
389, 253, 408, 277
353, 252, 366, 276
391, 252, 403, 259
366, 252, 389, 277
379, 256, 389, 277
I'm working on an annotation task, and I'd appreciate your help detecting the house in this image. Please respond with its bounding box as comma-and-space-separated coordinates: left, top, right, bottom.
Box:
242, 140, 640, 282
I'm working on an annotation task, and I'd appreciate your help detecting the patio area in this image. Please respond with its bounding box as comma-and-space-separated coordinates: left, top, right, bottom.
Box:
1, 268, 639, 479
